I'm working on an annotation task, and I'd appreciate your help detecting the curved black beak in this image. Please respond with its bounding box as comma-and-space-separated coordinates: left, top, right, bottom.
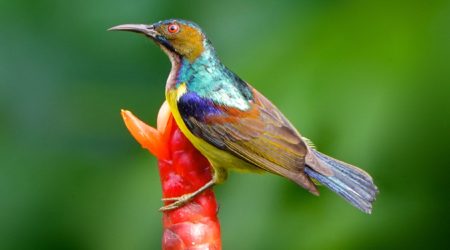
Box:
108, 24, 158, 38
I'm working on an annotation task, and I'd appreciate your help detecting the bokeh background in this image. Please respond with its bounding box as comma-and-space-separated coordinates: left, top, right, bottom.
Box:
1, 0, 449, 249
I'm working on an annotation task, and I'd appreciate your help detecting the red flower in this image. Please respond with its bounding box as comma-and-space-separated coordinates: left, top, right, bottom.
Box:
121, 102, 221, 250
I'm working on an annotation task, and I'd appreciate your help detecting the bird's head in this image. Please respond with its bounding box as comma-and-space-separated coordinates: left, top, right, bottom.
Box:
109, 19, 210, 63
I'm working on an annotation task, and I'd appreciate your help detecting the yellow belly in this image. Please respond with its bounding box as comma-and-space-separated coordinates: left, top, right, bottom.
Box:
166, 88, 262, 183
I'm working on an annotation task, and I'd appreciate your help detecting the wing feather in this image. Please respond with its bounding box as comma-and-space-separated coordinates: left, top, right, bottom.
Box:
178, 86, 319, 193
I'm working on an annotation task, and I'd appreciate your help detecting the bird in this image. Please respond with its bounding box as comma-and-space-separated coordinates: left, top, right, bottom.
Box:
110, 19, 378, 213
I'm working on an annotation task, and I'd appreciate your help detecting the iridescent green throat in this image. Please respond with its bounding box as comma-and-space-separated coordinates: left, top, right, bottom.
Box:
174, 44, 253, 111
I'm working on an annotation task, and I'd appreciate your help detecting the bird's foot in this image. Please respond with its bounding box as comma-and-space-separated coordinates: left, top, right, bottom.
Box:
160, 194, 192, 211
159, 179, 215, 211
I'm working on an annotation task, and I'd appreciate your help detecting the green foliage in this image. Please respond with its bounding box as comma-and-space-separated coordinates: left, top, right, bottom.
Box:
1, 0, 449, 249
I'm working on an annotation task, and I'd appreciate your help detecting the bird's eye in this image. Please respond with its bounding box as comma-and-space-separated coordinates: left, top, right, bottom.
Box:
167, 24, 179, 34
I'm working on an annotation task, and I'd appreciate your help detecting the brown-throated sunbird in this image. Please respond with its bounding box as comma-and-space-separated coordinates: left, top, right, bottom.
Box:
110, 19, 378, 213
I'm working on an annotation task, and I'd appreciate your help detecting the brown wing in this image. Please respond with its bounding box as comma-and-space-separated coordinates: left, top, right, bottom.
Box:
179, 86, 319, 194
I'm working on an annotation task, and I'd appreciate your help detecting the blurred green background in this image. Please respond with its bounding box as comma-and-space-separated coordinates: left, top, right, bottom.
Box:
1, 0, 449, 249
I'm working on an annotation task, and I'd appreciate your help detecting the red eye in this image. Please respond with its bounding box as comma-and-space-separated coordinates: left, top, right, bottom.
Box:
167, 24, 179, 33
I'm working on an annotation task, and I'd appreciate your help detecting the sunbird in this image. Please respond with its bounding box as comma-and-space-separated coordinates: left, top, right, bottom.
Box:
110, 19, 378, 213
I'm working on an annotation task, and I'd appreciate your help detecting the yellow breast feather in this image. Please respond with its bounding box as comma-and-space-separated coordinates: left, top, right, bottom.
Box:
166, 84, 261, 182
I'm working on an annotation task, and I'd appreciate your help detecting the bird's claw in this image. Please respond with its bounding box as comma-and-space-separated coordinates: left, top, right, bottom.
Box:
159, 194, 192, 211
159, 180, 216, 211
161, 195, 187, 202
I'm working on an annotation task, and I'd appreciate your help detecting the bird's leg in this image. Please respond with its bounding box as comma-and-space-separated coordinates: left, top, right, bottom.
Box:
159, 179, 216, 211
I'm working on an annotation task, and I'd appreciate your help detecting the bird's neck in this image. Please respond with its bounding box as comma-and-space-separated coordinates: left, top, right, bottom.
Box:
165, 47, 254, 111
165, 47, 226, 93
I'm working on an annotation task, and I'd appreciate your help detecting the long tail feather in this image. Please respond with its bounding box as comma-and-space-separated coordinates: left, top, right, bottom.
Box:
304, 149, 378, 214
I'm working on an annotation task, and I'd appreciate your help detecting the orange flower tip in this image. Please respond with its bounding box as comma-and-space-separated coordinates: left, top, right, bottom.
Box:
121, 109, 132, 121
120, 108, 170, 159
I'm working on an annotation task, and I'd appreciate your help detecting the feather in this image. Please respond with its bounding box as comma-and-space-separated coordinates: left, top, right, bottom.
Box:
177, 84, 320, 194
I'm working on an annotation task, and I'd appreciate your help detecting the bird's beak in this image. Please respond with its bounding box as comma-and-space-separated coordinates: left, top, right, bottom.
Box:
108, 24, 158, 38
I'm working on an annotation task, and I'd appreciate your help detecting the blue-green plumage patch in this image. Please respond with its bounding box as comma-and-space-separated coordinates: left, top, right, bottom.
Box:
175, 43, 253, 111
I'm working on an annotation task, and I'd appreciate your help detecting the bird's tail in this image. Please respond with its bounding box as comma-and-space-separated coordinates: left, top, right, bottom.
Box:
304, 149, 378, 214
